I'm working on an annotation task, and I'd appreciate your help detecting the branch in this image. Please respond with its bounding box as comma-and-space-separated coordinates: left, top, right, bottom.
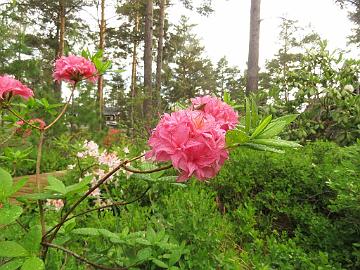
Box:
44, 84, 76, 130
54, 186, 151, 226
44, 154, 145, 242
6, 107, 41, 130
0, 128, 16, 147
42, 242, 126, 270
36, 131, 46, 237
120, 164, 172, 174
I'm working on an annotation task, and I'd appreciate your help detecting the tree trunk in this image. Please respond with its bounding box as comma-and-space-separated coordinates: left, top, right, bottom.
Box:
155, 0, 166, 111
130, 13, 140, 130
246, 0, 261, 95
143, 0, 153, 127
98, 0, 106, 130
55, 0, 66, 98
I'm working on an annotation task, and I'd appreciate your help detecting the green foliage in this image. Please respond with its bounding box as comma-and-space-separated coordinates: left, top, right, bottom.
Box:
212, 141, 360, 269
226, 98, 301, 153
263, 34, 360, 146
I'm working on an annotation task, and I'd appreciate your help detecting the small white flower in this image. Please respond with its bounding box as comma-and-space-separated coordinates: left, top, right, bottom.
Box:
67, 164, 76, 170
123, 146, 130, 154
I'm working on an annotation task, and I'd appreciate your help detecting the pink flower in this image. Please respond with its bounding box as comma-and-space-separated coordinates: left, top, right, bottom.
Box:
46, 199, 64, 211
146, 109, 229, 182
0, 75, 34, 101
98, 152, 120, 169
191, 95, 238, 131
77, 140, 99, 158
53, 55, 98, 84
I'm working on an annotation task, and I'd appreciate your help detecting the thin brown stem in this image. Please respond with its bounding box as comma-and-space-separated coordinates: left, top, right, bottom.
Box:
48, 186, 151, 229
6, 107, 41, 130
121, 164, 172, 174
44, 84, 76, 130
42, 242, 126, 270
36, 131, 46, 237
44, 154, 145, 242
0, 128, 16, 147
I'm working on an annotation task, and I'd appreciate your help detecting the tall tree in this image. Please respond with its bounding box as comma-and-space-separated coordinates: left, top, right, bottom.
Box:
336, 0, 360, 44
143, 0, 153, 126
246, 0, 261, 95
98, 0, 106, 130
155, 0, 166, 110
215, 57, 244, 100
162, 16, 216, 103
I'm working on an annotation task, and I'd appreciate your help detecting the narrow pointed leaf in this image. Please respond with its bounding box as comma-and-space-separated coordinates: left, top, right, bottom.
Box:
252, 139, 302, 148
271, 114, 298, 125
251, 99, 258, 128
0, 168, 12, 200
243, 143, 285, 153
250, 115, 272, 139
245, 98, 251, 133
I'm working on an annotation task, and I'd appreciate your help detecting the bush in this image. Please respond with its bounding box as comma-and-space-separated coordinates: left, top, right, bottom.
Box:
212, 141, 360, 269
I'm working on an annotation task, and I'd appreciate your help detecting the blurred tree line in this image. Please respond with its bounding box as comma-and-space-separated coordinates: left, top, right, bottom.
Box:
0, 0, 359, 145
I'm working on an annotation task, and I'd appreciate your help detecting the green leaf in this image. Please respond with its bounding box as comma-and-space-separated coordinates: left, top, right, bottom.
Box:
0, 204, 23, 225
251, 99, 258, 128
257, 121, 287, 139
157, 176, 178, 183
110, 69, 125, 73
0, 168, 13, 200
0, 258, 24, 270
271, 114, 298, 125
20, 257, 44, 270
135, 238, 151, 246
250, 115, 272, 139
169, 250, 183, 266
22, 226, 41, 255
226, 129, 250, 147
65, 175, 92, 195
0, 242, 28, 257
10, 178, 28, 196
242, 143, 285, 153
98, 229, 122, 243
152, 258, 168, 268
223, 91, 230, 104
137, 247, 152, 261
245, 98, 251, 133
252, 139, 302, 149
16, 193, 61, 202
72, 228, 100, 236
257, 114, 299, 139
45, 176, 66, 195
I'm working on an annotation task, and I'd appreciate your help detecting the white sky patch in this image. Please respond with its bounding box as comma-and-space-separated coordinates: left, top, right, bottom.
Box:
168, 0, 360, 70
62, 0, 360, 100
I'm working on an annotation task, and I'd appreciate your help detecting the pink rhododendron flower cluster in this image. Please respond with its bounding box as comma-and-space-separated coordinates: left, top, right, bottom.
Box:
146, 97, 238, 182
53, 55, 98, 84
46, 199, 64, 211
0, 75, 34, 101
191, 95, 239, 131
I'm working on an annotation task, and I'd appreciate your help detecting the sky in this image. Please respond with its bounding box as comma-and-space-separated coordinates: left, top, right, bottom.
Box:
168, 0, 359, 70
